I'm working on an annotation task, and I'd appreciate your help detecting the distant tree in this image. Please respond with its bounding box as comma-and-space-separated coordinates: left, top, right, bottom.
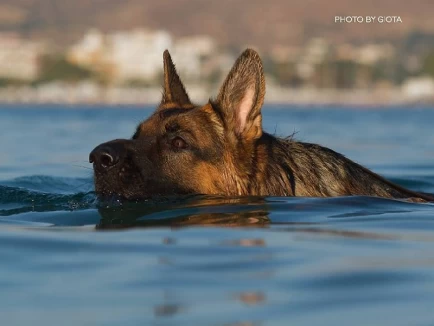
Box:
264, 57, 302, 87
124, 78, 158, 88
333, 60, 357, 89
35, 55, 93, 84
0, 78, 28, 88
422, 52, 434, 78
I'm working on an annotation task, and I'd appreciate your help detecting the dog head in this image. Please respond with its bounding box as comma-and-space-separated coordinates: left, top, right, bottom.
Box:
90, 49, 266, 199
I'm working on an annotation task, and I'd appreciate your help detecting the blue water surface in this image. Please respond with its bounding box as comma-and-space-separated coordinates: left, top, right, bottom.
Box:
1, 104, 434, 326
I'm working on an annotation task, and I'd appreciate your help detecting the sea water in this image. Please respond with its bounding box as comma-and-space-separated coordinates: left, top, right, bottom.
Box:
1, 104, 434, 326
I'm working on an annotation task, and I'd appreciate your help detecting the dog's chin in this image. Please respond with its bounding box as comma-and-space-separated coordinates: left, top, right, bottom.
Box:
93, 179, 190, 203
93, 177, 145, 202
93, 169, 195, 202
92, 164, 151, 201
94, 189, 198, 205
94, 190, 142, 202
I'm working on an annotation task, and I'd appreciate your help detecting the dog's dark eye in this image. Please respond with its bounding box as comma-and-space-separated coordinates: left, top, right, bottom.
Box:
171, 137, 188, 150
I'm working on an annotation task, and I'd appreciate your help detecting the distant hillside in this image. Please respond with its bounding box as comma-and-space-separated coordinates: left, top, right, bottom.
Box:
0, 0, 433, 48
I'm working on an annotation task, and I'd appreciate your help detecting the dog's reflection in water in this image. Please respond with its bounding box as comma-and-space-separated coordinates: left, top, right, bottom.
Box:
96, 195, 270, 230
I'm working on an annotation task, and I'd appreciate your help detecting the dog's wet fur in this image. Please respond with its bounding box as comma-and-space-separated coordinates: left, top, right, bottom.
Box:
90, 49, 433, 202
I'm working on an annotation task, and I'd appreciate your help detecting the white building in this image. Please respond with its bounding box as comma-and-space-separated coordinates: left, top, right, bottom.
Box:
107, 29, 172, 82
69, 30, 222, 84
356, 44, 394, 65
0, 33, 44, 81
402, 76, 434, 100
68, 28, 173, 83
68, 29, 105, 66
170, 36, 216, 80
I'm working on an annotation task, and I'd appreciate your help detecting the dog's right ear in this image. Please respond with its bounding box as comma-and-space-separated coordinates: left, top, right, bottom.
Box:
161, 50, 191, 105
215, 49, 265, 142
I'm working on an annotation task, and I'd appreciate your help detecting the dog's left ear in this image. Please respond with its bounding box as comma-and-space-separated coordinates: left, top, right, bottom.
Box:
215, 49, 265, 142
162, 50, 191, 105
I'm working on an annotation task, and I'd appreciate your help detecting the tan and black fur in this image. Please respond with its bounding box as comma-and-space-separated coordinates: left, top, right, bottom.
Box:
89, 49, 433, 202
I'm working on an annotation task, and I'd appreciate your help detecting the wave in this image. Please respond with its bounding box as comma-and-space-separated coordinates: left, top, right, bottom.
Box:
0, 175, 433, 227
0, 175, 94, 194
0, 176, 96, 217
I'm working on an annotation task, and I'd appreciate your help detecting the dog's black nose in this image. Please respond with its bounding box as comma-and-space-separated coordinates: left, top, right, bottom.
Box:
90, 139, 131, 171
89, 145, 120, 169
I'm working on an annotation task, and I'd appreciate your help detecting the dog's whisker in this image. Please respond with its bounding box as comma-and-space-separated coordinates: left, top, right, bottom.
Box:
71, 164, 93, 170
68, 181, 94, 193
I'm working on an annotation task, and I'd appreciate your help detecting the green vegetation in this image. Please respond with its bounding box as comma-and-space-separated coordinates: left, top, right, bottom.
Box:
422, 52, 434, 78
0, 78, 29, 88
263, 57, 302, 87
34, 55, 93, 84
123, 73, 163, 88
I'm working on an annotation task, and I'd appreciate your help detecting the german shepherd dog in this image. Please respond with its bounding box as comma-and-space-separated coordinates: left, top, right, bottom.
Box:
90, 49, 433, 202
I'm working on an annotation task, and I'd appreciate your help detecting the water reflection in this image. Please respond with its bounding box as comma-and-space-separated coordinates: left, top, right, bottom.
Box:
96, 195, 398, 243
277, 226, 395, 240
235, 291, 266, 306
154, 303, 186, 317
222, 238, 266, 247
96, 195, 271, 229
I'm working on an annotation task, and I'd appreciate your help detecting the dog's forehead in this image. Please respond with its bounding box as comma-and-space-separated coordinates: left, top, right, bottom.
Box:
137, 104, 215, 135
158, 106, 196, 120
158, 102, 196, 111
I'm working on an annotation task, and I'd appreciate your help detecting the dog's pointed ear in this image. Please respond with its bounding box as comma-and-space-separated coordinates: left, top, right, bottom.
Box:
215, 49, 265, 141
162, 50, 191, 105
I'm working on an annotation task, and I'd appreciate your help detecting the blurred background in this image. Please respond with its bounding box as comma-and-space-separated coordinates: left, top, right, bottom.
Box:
0, 0, 433, 105
1, 4, 434, 325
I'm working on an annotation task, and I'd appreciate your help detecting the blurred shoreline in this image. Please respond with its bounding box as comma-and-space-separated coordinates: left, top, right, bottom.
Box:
1, 27, 434, 109
0, 83, 432, 107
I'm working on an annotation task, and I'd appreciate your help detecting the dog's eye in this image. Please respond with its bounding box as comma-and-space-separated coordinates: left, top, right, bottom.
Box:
171, 137, 188, 150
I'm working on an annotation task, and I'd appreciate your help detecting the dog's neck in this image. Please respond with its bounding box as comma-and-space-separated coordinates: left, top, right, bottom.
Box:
247, 133, 430, 200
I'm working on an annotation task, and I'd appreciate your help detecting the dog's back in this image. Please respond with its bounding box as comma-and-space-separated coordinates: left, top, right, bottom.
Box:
253, 133, 433, 201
